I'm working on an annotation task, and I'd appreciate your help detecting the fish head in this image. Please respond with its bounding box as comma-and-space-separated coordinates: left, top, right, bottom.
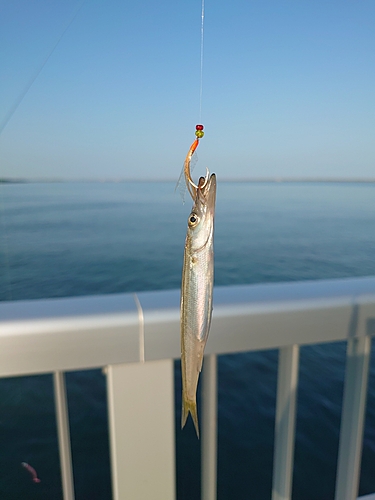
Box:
186, 173, 216, 251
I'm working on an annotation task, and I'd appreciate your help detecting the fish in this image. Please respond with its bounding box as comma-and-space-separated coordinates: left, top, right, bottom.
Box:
21, 462, 41, 483
180, 128, 216, 438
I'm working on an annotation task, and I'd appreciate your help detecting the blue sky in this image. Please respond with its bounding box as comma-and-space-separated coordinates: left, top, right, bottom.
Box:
0, 0, 374, 180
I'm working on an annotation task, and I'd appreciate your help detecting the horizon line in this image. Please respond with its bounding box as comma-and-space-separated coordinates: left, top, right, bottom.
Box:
2, 176, 375, 184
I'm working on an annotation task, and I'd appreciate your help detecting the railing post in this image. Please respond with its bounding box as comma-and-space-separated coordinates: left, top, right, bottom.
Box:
106, 360, 176, 500
335, 336, 371, 500
202, 354, 218, 500
53, 371, 75, 500
272, 344, 300, 500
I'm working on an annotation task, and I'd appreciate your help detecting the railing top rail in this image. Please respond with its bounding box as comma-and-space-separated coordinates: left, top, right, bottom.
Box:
1, 276, 375, 377
2, 275, 375, 319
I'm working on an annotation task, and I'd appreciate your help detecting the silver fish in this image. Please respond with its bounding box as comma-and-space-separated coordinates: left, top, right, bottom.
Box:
181, 158, 216, 438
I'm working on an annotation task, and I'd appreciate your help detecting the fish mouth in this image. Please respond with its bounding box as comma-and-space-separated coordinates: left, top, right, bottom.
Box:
198, 173, 216, 208
186, 167, 216, 200
189, 173, 216, 253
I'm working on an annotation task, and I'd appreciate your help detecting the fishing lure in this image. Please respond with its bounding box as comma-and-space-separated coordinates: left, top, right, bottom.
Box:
183, 125, 205, 199
21, 462, 41, 483
176, 125, 205, 203
180, 125, 216, 438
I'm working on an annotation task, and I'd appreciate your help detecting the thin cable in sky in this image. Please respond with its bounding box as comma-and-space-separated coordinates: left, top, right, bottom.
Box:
0, 0, 85, 300
0, 0, 86, 136
199, 0, 205, 123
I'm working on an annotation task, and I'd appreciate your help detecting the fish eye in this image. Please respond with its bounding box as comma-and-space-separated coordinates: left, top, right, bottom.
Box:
188, 213, 199, 227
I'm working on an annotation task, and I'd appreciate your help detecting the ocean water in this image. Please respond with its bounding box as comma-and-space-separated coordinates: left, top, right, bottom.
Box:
1, 181, 375, 499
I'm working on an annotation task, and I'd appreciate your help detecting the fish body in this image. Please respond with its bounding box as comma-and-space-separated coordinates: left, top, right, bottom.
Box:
181, 169, 216, 438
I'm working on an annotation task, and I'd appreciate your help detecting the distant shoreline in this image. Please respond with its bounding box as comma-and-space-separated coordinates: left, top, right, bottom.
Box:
2, 177, 375, 184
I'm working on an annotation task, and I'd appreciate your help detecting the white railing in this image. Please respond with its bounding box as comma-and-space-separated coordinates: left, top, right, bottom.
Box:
1, 276, 375, 500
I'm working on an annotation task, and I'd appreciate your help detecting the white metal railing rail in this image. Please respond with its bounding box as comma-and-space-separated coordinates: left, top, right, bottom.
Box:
1, 276, 375, 500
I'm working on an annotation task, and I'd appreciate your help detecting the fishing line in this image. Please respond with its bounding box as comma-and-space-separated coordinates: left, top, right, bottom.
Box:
176, 0, 205, 202
199, 0, 205, 123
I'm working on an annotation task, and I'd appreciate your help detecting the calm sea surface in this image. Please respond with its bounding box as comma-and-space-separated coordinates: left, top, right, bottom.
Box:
1, 181, 375, 499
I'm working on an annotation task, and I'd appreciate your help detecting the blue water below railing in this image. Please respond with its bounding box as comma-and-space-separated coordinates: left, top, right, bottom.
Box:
1, 181, 375, 499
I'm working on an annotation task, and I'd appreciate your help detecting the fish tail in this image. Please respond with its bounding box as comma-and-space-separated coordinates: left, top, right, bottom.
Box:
181, 397, 200, 438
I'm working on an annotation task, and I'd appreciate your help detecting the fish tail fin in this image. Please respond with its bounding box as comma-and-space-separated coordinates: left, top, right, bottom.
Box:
181, 397, 200, 438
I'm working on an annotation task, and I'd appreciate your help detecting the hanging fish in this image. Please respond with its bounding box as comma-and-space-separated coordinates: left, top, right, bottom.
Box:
21, 462, 41, 483
180, 125, 216, 438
